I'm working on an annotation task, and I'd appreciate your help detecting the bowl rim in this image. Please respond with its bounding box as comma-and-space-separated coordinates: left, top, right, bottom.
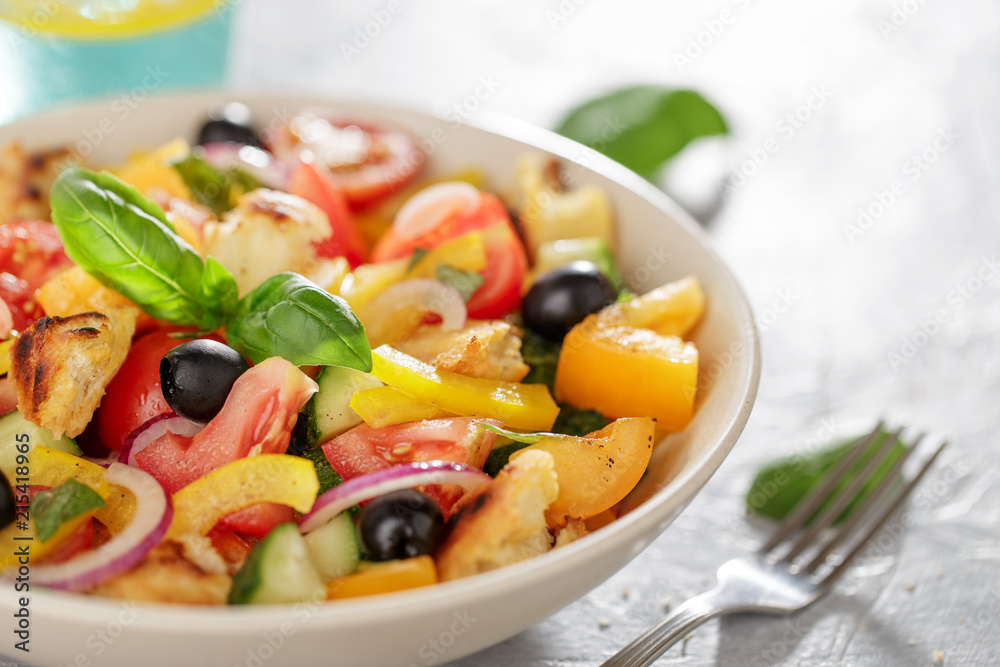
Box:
2, 89, 760, 632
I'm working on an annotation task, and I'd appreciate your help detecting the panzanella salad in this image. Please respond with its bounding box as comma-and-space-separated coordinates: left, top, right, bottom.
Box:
0, 104, 704, 604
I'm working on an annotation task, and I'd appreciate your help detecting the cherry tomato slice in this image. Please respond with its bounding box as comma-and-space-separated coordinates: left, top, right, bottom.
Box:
269, 115, 424, 210
370, 193, 528, 319
96, 330, 186, 452
287, 159, 369, 267
0, 221, 73, 332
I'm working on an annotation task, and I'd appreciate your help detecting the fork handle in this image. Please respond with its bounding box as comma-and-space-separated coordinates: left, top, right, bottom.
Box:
600, 586, 730, 667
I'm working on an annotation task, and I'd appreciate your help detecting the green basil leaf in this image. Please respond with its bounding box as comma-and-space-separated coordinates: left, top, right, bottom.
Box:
406, 247, 429, 272
228, 272, 372, 370
746, 429, 908, 524
556, 87, 728, 179
435, 264, 484, 302
29, 479, 104, 543
478, 423, 561, 444
50, 167, 238, 330
172, 153, 260, 216
520, 328, 561, 390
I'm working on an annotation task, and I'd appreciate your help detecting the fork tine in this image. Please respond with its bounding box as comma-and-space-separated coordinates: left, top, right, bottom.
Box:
759, 421, 884, 555
779, 426, 904, 563
801, 432, 925, 574
818, 440, 948, 587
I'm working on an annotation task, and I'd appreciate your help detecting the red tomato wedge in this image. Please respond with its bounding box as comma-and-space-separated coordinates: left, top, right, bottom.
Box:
321, 417, 500, 518
96, 330, 187, 452
0, 221, 73, 332
287, 159, 368, 267
269, 115, 424, 210
134, 356, 317, 494
370, 193, 528, 319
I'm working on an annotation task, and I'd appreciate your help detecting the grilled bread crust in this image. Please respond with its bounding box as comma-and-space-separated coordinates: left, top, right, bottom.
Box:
11, 307, 138, 439
0, 142, 77, 224
395, 320, 530, 382
436, 449, 558, 581
90, 540, 231, 605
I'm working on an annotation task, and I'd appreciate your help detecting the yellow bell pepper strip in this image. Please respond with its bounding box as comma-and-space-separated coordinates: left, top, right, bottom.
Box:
326, 555, 437, 600
167, 454, 319, 538
370, 345, 560, 431
408, 231, 488, 277
350, 386, 455, 428
0, 446, 133, 567
0, 338, 12, 376
23, 446, 135, 533
341, 231, 488, 311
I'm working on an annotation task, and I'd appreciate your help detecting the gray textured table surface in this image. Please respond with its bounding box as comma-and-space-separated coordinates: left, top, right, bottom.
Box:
9, 0, 1000, 665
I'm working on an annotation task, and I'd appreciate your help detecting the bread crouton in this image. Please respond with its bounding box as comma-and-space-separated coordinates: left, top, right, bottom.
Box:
11, 307, 138, 438
0, 142, 77, 224
202, 188, 334, 295
436, 449, 558, 581
395, 320, 530, 382
89, 540, 231, 605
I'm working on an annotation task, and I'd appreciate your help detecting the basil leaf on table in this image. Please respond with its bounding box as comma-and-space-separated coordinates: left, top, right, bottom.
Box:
228, 272, 372, 371
29, 479, 104, 543
746, 429, 908, 524
556, 86, 728, 179
49, 167, 238, 331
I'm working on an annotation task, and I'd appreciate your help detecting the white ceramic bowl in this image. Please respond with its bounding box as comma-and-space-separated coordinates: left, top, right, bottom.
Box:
0, 93, 759, 667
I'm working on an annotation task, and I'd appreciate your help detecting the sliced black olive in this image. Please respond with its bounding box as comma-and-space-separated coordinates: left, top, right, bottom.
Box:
197, 102, 262, 147
357, 489, 446, 561
521, 260, 618, 342
159, 339, 251, 423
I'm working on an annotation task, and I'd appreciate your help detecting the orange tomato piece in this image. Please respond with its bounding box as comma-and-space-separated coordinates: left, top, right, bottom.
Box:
326, 556, 437, 600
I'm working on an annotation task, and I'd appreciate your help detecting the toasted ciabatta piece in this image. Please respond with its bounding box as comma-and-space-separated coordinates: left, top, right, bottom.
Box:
201, 188, 335, 295
436, 449, 558, 581
0, 142, 77, 225
394, 320, 530, 382
90, 539, 231, 605
11, 307, 138, 438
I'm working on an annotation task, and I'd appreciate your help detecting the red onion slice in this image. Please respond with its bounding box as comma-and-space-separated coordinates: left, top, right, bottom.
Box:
200, 142, 288, 190
363, 279, 466, 333
394, 181, 480, 239
27, 463, 173, 591
299, 461, 490, 534
119, 413, 204, 467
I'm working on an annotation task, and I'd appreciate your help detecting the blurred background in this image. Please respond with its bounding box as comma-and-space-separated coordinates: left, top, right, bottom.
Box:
1, 0, 998, 665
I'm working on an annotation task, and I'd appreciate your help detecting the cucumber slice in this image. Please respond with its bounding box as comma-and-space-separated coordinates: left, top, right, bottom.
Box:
303, 511, 361, 581
532, 237, 627, 292
290, 366, 383, 451
229, 523, 325, 605
0, 410, 82, 477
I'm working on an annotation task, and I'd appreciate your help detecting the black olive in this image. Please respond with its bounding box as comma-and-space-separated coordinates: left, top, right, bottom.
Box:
357, 489, 445, 561
521, 261, 618, 342
159, 339, 251, 423
0, 474, 14, 531
197, 102, 262, 147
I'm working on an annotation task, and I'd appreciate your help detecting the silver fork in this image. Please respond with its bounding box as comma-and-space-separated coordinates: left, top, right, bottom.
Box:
601, 422, 947, 667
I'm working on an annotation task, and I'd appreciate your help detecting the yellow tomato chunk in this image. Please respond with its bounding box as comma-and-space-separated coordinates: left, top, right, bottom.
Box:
619, 275, 705, 337
555, 316, 698, 431
326, 556, 437, 599
511, 418, 654, 525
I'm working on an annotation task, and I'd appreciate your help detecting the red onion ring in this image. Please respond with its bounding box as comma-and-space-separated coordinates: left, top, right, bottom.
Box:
299, 461, 490, 534
200, 142, 288, 190
26, 463, 173, 591
362, 279, 467, 334
394, 181, 480, 239
119, 413, 204, 467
